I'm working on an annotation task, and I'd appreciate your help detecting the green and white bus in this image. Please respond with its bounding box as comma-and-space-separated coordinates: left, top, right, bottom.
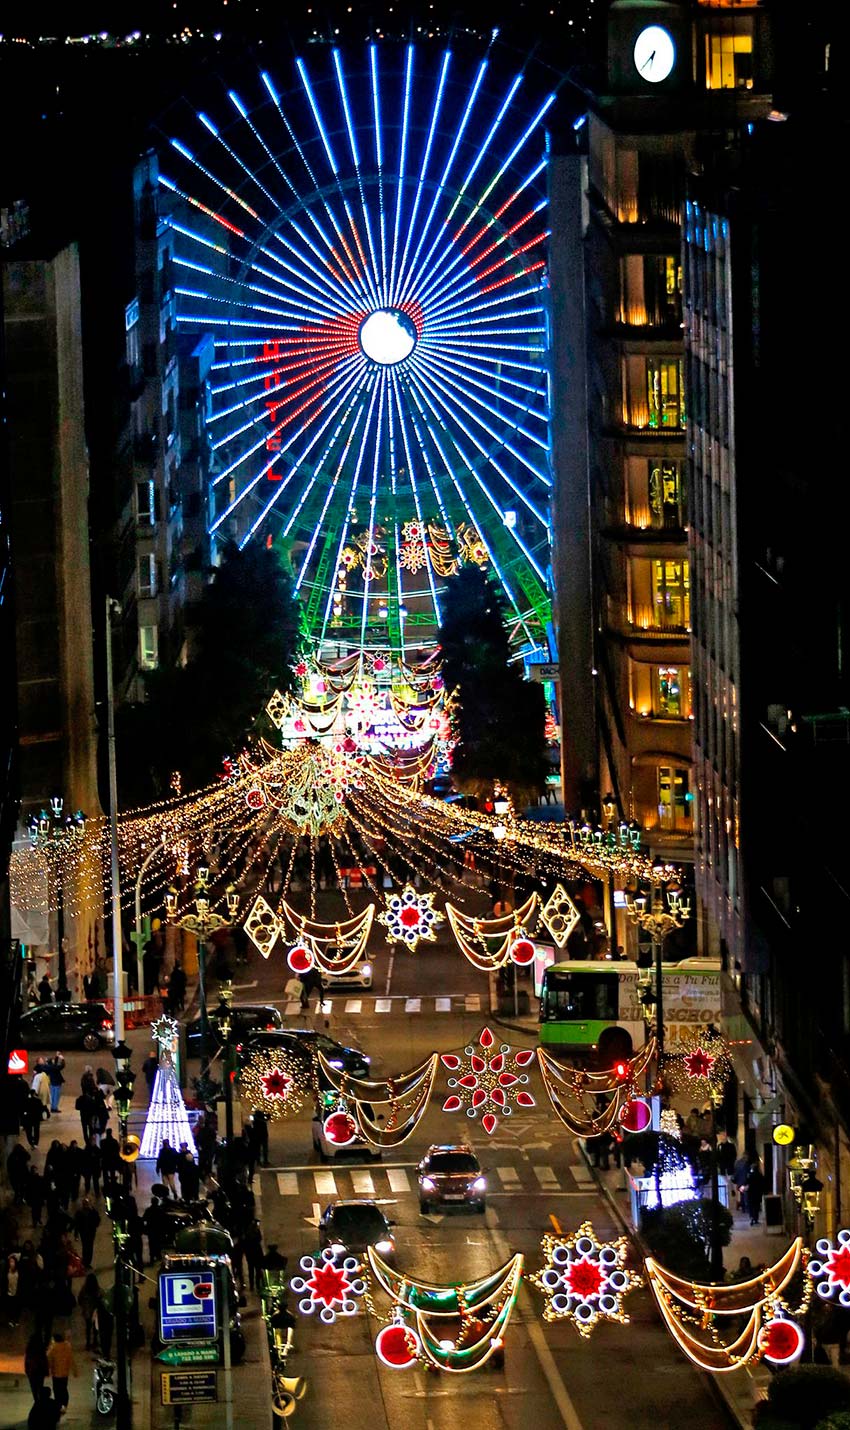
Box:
538, 959, 721, 1058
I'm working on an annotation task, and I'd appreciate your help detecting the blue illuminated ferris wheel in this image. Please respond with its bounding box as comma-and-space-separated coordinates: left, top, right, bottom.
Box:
163, 45, 554, 655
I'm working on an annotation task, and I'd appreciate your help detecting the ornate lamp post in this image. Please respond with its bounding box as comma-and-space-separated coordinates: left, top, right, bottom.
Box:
624, 872, 690, 1061
788, 1145, 824, 1235
165, 871, 239, 1076
109, 1037, 136, 1430
28, 799, 87, 1001
214, 984, 236, 1143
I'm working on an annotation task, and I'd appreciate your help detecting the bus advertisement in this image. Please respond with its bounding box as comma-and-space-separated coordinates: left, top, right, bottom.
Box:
538, 960, 721, 1056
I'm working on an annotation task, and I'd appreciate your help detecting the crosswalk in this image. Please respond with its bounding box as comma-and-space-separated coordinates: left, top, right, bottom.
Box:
271, 1160, 587, 1201
281, 994, 484, 1017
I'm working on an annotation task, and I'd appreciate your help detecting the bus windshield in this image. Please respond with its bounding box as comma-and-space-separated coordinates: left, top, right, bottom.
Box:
540, 969, 619, 1022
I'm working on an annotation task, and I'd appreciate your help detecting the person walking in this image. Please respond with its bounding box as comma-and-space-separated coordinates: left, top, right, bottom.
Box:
32, 1062, 52, 1116
243, 1218, 264, 1292
248, 1110, 269, 1168
65, 1141, 83, 1204
26, 1166, 46, 1228
166, 960, 186, 1014
8, 1141, 31, 1203
80, 1066, 97, 1099
22, 1088, 45, 1149
24, 1329, 49, 1402
91, 1088, 110, 1141
178, 1144, 200, 1202
46, 1055, 65, 1114
81, 1137, 101, 1198
142, 1189, 167, 1266
77, 1272, 101, 1350
733, 1152, 750, 1213
46, 1330, 76, 1414
99, 1130, 121, 1197
2, 1253, 21, 1326
28, 1388, 61, 1430
38, 974, 53, 1005
73, 1196, 101, 1269
95, 1066, 115, 1113
74, 1089, 96, 1146
156, 1138, 180, 1197
746, 1159, 766, 1226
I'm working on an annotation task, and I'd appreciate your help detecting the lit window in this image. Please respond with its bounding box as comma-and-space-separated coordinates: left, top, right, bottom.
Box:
656, 667, 682, 717
652, 559, 690, 628
647, 358, 685, 429
648, 460, 684, 528
138, 553, 157, 599
136, 480, 156, 526
705, 29, 753, 91
657, 765, 692, 831
139, 625, 159, 671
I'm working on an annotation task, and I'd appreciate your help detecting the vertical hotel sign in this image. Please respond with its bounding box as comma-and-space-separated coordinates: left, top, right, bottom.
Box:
258, 341, 284, 481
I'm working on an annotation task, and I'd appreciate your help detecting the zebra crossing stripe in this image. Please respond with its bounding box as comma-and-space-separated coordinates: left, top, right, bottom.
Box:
534, 1166, 559, 1187
344, 999, 362, 1013
313, 1170, 337, 1196
435, 997, 451, 1012
496, 1166, 520, 1185
351, 1171, 375, 1195
464, 995, 481, 1011
284, 1001, 301, 1015
387, 1168, 410, 1193
276, 1173, 298, 1196
375, 998, 392, 1013
405, 998, 421, 1013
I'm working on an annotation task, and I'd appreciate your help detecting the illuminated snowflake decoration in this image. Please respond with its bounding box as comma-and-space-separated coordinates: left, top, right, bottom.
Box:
151, 1016, 180, 1051
809, 1230, 850, 1308
530, 1223, 642, 1338
664, 1026, 732, 1101
291, 1248, 366, 1324
379, 884, 444, 951
441, 1026, 535, 1134
684, 1048, 715, 1080
262, 1068, 293, 1100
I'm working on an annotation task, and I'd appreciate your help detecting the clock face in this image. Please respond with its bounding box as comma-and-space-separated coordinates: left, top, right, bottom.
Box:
633, 25, 676, 84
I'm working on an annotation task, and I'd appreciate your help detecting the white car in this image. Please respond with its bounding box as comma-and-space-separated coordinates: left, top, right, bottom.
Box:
326, 960, 373, 991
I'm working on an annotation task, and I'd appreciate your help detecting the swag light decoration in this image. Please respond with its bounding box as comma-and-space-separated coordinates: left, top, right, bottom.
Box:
644, 1238, 811, 1373
244, 892, 375, 976
530, 1223, 642, 1338
162, 44, 555, 654
536, 1040, 657, 1138
317, 1049, 439, 1147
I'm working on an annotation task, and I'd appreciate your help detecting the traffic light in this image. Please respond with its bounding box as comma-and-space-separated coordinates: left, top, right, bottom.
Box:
613, 1060, 630, 1081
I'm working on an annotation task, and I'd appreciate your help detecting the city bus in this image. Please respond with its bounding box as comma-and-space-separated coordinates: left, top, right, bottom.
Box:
538, 959, 721, 1059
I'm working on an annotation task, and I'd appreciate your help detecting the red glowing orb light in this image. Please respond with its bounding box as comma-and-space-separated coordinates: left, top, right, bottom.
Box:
288, 944, 314, 975
510, 938, 536, 966
758, 1317, 805, 1365
323, 1111, 358, 1147
375, 1322, 421, 1369
619, 1097, 652, 1134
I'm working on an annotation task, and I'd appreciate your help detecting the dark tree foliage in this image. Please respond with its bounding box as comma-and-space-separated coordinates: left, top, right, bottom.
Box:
639, 1200, 732, 1282
438, 565, 547, 808
753, 1368, 850, 1430
117, 540, 302, 804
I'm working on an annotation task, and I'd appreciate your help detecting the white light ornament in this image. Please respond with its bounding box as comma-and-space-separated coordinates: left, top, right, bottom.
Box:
809, 1229, 850, 1307
290, 1248, 366, 1324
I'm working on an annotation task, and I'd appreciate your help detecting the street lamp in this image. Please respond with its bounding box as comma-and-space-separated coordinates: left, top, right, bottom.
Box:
624, 871, 690, 1061
214, 985, 236, 1144
108, 1037, 136, 1430
133, 832, 168, 998
164, 872, 240, 1076
788, 1145, 823, 1234
28, 800, 87, 1001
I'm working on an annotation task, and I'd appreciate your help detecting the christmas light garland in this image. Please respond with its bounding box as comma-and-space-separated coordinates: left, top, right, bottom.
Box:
237, 1046, 314, 1122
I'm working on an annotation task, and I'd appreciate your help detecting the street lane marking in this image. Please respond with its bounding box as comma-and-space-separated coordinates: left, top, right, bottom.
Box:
313, 1170, 337, 1195
535, 1166, 559, 1187
351, 1170, 375, 1195
464, 994, 480, 1011
435, 997, 451, 1012
405, 998, 421, 1013
265, 1161, 416, 1173
387, 1168, 410, 1193
496, 1166, 520, 1185
375, 999, 392, 1013
276, 1173, 298, 1196
344, 1000, 363, 1013
571, 1159, 594, 1186
284, 1001, 301, 1015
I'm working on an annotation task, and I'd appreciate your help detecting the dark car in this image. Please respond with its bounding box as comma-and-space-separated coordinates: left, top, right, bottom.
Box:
18, 1002, 115, 1052
185, 1003, 283, 1058
318, 1200, 395, 1261
238, 1029, 370, 1084
418, 1145, 487, 1214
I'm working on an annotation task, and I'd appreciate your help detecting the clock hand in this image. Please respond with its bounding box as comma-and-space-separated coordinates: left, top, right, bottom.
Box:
641, 49, 656, 71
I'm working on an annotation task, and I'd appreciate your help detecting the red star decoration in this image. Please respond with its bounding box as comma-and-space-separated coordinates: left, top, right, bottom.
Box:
827, 1245, 850, 1289
565, 1258, 605, 1300
400, 906, 421, 928
262, 1068, 293, 1099
306, 1261, 351, 1309
684, 1048, 715, 1080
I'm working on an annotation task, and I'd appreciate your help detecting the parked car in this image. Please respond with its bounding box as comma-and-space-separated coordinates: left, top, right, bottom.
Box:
185, 1003, 283, 1057
318, 1200, 396, 1261
323, 960, 373, 992
18, 1002, 115, 1052
238, 1029, 370, 1084
311, 1101, 382, 1162
417, 1145, 487, 1214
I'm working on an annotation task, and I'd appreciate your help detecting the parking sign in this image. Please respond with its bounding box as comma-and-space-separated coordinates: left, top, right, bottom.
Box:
159, 1271, 218, 1343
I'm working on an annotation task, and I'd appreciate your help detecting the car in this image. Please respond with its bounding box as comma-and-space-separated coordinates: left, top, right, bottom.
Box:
417, 1145, 487, 1214
238, 1029, 370, 1084
323, 960, 373, 991
185, 1003, 283, 1058
311, 1100, 382, 1162
18, 1002, 115, 1052
318, 1200, 396, 1261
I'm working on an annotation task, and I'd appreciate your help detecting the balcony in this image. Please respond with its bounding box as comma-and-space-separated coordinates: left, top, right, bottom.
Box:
606, 597, 691, 640
601, 498, 687, 544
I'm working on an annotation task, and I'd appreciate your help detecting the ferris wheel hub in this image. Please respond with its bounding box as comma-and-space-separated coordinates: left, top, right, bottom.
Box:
359, 308, 417, 366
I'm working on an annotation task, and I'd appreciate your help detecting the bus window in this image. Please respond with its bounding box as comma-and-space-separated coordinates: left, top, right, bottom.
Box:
541, 971, 619, 1022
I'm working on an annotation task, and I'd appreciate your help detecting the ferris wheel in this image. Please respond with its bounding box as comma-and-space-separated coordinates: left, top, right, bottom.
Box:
162, 43, 554, 656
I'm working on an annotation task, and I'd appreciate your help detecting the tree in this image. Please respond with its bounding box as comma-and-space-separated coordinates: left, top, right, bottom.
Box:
438, 565, 547, 808
640, 1200, 732, 1281
753, 1368, 850, 1430
117, 540, 302, 802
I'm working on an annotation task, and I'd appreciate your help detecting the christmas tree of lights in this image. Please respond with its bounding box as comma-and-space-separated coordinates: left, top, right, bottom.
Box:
140, 1016, 197, 1161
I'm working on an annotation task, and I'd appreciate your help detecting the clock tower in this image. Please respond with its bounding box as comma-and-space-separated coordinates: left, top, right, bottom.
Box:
607, 0, 690, 95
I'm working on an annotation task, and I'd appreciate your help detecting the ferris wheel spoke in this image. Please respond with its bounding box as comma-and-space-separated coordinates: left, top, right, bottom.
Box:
389, 372, 443, 624
292, 396, 369, 590
317, 373, 384, 645
387, 44, 414, 307
393, 49, 452, 312
424, 348, 548, 447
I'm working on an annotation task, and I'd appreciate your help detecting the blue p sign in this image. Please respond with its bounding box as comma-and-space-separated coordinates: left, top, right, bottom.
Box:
159, 1272, 218, 1342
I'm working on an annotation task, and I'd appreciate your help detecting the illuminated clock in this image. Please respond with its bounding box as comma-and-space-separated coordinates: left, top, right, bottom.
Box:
633, 25, 676, 84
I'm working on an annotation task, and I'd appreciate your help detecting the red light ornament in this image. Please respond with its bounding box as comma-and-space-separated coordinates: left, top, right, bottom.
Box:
619, 1097, 652, 1134
287, 944, 314, 976
758, 1315, 805, 1366
510, 936, 536, 966
323, 1109, 358, 1147
375, 1321, 421, 1369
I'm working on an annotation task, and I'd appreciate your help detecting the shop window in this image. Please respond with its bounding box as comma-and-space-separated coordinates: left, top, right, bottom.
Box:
657, 765, 692, 831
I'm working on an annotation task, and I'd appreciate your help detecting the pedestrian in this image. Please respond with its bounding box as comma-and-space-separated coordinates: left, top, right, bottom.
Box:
27, 1387, 60, 1430
261, 1244, 288, 1272
26, 1166, 45, 1227
66, 1141, 83, 1204
2, 1253, 21, 1326
73, 1196, 101, 1268
178, 1144, 200, 1202
196, 1118, 217, 1181
156, 1138, 180, 1197
94, 1289, 114, 1358
587, 1132, 612, 1170
8, 1141, 31, 1203
746, 1160, 766, 1226
23, 1089, 45, 1148
74, 1090, 96, 1145
32, 1061, 52, 1115
727, 1255, 753, 1284
248, 1110, 269, 1168
25, 1329, 49, 1402
142, 1189, 167, 1265
142, 1050, 158, 1097
77, 1272, 101, 1350
285, 973, 306, 1009
733, 1153, 750, 1212
99, 1129, 121, 1196
95, 1065, 115, 1112
243, 1218, 264, 1292
44, 1141, 68, 1213
716, 1129, 737, 1176
142, 926, 165, 995
46, 1330, 76, 1414
80, 1066, 96, 1098
92, 1088, 110, 1140
167, 960, 186, 1013
46, 1054, 65, 1113
38, 974, 53, 1005
81, 1137, 102, 1197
